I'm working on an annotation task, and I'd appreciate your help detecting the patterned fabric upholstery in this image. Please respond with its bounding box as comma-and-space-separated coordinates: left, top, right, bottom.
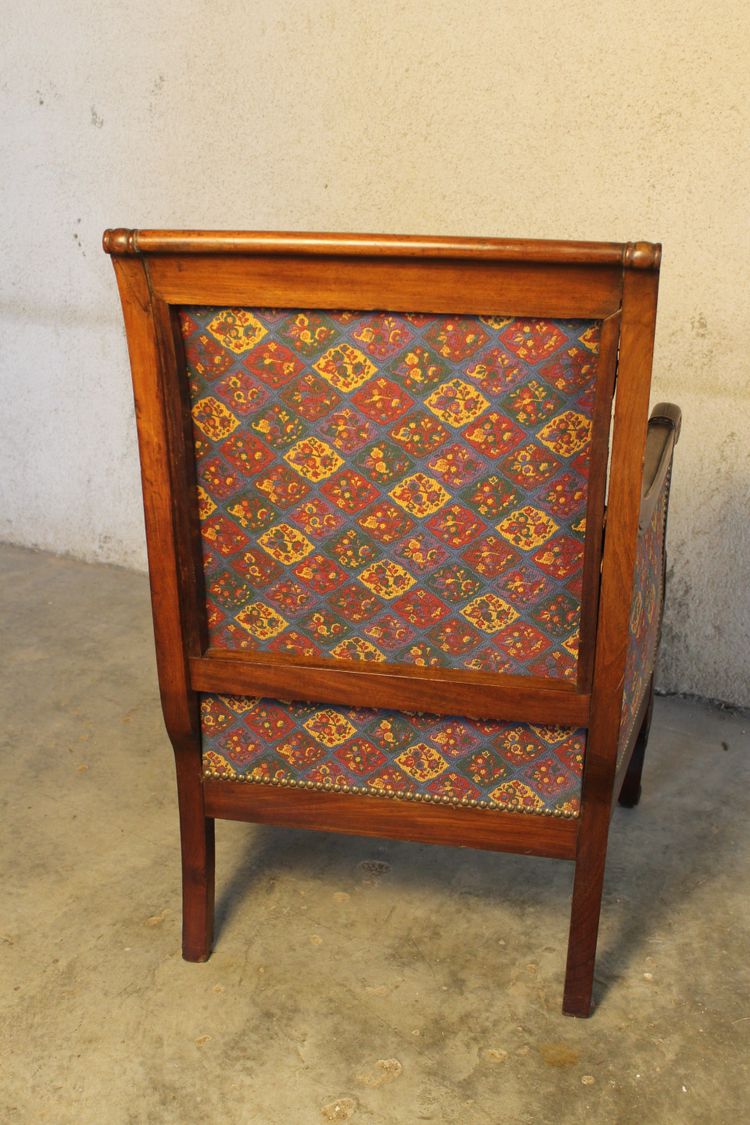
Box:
201, 693, 585, 818
181, 309, 599, 679
617, 469, 670, 761
181, 307, 601, 817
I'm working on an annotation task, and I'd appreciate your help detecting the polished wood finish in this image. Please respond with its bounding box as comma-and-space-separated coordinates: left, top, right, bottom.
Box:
103, 228, 660, 268
144, 253, 623, 319
205, 781, 578, 859
105, 228, 676, 1017
576, 312, 621, 689
563, 268, 662, 1016
639, 404, 682, 530
109, 256, 213, 959
190, 651, 589, 725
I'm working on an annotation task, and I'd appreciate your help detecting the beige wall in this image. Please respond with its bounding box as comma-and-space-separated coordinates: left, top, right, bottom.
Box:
1, 0, 748, 704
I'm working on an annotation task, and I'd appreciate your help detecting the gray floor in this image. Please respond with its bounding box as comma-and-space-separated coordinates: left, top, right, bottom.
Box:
1, 543, 748, 1125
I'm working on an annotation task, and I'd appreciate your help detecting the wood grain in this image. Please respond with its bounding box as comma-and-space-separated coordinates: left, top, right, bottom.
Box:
190, 652, 589, 725
104, 228, 661, 269
563, 266, 661, 1017
145, 254, 622, 319
204, 780, 578, 859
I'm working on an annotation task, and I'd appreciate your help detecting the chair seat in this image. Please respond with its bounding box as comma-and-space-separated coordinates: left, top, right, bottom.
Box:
201, 693, 584, 818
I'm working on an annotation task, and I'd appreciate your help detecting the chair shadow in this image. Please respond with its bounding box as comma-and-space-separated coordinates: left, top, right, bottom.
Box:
213, 817, 574, 942
590, 705, 748, 1007
212, 700, 749, 1013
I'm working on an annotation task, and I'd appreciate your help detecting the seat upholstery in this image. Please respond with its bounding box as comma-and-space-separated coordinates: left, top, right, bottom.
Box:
201, 693, 585, 817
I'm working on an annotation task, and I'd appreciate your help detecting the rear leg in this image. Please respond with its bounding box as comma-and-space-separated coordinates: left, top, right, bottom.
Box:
618, 675, 654, 808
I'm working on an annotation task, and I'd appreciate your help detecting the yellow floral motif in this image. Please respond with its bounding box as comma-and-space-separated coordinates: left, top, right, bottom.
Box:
218, 694, 258, 713
497, 727, 544, 761
235, 603, 288, 640
358, 560, 416, 600
461, 593, 519, 634
284, 437, 344, 482
496, 506, 559, 550
399, 348, 444, 388
313, 343, 377, 391
396, 742, 448, 782
191, 396, 240, 441
479, 315, 513, 330
206, 309, 267, 354
304, 611, 347, 640
274, 739, 324, 768
389, 472, 450, 517
562, 633, 580, 658
246, 760, 287, 783
258, 522, 314, 564
425, 378, 490, 427
489, 780, 546, 810
530, 725, 569, 744
227, 498, 276, 529
330, 637, 386, 662
200, 698, 233, 729
579, 326, 600, 353
203, 750, 237, 778
537, 411, 591, 458
196, 486, 217, 520
303, 709, 356, 747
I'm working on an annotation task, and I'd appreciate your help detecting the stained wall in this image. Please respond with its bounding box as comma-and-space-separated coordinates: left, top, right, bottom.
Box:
1, 1, 748, 703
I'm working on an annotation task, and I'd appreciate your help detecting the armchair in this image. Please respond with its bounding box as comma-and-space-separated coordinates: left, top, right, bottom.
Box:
104, 229, 680, 1016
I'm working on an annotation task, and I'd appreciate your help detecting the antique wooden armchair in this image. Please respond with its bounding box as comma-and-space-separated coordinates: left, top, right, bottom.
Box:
104, 229, 680, 1016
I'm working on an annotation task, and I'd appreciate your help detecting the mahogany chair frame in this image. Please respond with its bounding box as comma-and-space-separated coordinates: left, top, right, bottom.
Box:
104, 228, 678, 1016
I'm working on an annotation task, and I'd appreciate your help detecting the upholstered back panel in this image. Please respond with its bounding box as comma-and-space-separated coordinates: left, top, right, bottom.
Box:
180, 308, 600, 682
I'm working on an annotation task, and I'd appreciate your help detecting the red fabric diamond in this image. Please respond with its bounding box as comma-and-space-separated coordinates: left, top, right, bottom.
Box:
221, 432, 275, 476
426, 503, 487, 548
321, 469, 379, 513
335, 738, 387, 776
351, 377, 413, 423
462, 535, 519, 578
499, 321, 566, 362
393, 589, 450, 626
293, 553, 349, 594
532, 535, 583, 580
243, 340, 305, 386
351, 314, 414, 359
201, 515, 249, 556
463, 412, 525, 458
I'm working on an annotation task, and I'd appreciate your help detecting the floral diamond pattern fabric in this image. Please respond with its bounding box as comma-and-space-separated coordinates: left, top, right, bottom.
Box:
201, 692, 585, 817
181, 307, 600, 818
180, 308, 599, 680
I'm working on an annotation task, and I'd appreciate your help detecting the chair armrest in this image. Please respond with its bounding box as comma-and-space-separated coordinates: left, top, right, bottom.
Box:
639, 402, 681, 532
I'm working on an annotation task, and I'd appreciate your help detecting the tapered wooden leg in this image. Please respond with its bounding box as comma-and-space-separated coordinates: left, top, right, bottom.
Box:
563, 803, 609, 1017
176, 766, 215, 962
618, 676, 655, 808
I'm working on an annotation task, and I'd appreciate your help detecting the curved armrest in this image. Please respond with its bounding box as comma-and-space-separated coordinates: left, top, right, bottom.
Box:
639, 402, 682, 531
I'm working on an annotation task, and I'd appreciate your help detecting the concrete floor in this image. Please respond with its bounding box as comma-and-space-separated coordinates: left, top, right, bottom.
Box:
1, 543, 748, 1125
